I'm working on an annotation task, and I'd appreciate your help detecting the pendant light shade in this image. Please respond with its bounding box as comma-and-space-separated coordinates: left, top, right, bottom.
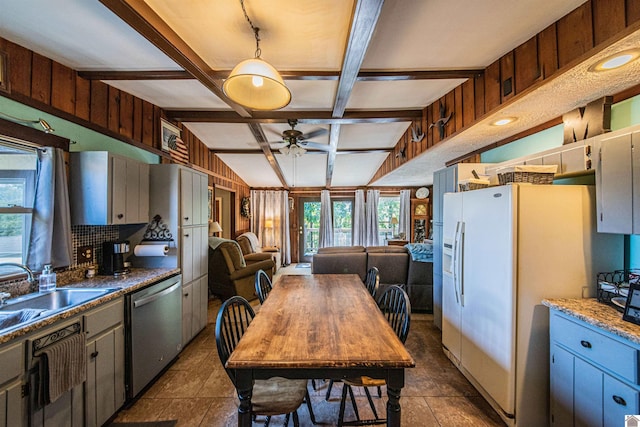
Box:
223, 58, 291, 110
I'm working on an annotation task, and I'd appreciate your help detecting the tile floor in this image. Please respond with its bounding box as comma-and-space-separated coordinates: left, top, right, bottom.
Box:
112, 266, 505, 426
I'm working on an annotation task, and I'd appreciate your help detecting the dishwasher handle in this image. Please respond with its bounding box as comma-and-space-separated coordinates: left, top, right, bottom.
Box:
133, 281, 181, 308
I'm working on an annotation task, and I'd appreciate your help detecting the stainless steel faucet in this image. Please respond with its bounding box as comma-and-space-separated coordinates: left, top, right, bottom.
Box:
0, 263, 36, 284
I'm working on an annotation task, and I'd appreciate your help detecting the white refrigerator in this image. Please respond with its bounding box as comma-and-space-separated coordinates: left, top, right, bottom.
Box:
442, 184, 622, 427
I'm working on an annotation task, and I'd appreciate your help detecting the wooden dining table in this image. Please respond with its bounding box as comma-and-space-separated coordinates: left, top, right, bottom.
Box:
226, 273, 415, 426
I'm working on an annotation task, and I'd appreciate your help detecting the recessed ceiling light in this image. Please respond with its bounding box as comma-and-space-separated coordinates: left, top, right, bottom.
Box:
589, 49, 640, 72
491, 117, 517, 126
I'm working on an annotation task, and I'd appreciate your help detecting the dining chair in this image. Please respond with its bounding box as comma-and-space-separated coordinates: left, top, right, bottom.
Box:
325, 266, 381, 401
337, 285, 411, 427
215, 296, 316, 426
255, 269, 273, 304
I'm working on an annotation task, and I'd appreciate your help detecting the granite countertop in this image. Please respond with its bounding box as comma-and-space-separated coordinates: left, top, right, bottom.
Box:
0, 267, 180, 345
543, 298, 640, 345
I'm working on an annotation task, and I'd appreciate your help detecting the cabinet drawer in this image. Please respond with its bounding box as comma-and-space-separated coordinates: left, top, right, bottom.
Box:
0, 342, 23, 385
551, 313, 638, 383
84, 298, 124, 340
604, 374, 640, 427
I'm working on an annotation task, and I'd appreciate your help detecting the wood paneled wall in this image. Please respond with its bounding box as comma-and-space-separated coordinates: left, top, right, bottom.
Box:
0, 37, 251, 235
370, 0, 640, 183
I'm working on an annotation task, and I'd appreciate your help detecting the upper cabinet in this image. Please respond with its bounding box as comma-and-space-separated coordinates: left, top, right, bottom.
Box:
70, 152, 149, 225
179, 167, 208, 227
596, 129, 640, 234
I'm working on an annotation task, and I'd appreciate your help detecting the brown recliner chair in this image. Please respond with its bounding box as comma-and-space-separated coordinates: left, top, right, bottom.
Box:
208, 237, 274, 301
236, 231, 282, 272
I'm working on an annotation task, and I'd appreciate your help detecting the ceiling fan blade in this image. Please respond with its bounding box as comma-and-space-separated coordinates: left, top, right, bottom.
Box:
300, 128, 328, 140
269, 142, 288, 149
302, 141, 332, 151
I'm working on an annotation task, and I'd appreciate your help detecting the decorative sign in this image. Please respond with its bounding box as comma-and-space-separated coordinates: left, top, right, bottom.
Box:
563, 96, 612, 144
161, 119, 189, 164
142, 215, 174, 241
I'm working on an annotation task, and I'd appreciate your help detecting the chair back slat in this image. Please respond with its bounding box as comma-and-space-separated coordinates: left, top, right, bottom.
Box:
215, 296, 255, 384
377, 285, 411, 343
364, 266, 380, 298
255, 269, 273, 304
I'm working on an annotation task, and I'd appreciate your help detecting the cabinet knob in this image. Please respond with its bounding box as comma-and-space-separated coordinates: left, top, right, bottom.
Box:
90, 351, 99, 359
184, 233, 190, 237
580, 340, 592, 349
117, 213, 124, 219
184, 217, 189, 221
184, 293, 189, 297
612, 395, 627, 406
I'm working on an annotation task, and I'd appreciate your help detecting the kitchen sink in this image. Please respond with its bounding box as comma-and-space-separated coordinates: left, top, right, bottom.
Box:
0, 288, 120, 333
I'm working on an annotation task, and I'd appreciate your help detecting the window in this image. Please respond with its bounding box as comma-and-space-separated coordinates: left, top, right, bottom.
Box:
0, 140, 37, 275
332, 199, 353, 246
377, 196, 400, 242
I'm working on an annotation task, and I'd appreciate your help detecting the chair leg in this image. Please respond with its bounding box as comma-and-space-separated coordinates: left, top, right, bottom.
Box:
363, 387, 380, 420
338, 382, 348, 427
325, 379, 334, 400
377, 385, 382, 398
284, 413, 290, 426
292, 410, 300, 427
311, 379, 317, 391
347, 385, 360, 421
305, 389, 317, 424
264, 415, 271, 427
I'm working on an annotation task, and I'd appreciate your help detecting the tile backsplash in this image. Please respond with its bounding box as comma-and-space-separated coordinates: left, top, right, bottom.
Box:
71, 225, 119, 269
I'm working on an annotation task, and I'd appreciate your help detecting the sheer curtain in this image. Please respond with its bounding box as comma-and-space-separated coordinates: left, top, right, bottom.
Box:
364, 189, 379, 246
398, 189, 411, 240
250, 190, 291, 265
352, 189, 366, 246
27, 147, 73, 270
319, 189, 333, 248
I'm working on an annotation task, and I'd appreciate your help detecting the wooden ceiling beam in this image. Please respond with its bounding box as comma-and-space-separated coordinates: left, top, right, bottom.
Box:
99, 0, 251, 117
246, 123, 289, 189
166, 109, 422, 123
78, 68, 483, 81
211, 147, 393, 154
325, 125, 341, 188
333, 0, 385, 118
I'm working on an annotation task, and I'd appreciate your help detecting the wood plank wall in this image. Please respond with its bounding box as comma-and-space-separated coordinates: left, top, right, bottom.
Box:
0, 37, 251, 235
369, 0, 640, 183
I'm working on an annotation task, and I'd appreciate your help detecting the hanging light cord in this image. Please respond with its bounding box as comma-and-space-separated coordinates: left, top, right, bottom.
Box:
239, 0, 261, 58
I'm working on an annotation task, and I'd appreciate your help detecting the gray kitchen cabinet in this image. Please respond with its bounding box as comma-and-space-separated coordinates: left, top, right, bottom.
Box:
0, 341, 25, 427
70, 151, 149, 225
550, 310, 640, 427
596, 130, 640, 234
84, 298, 125, 427
150, 165, 209, 346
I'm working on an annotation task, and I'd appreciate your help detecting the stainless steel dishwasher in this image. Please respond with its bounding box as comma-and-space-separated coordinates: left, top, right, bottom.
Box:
125, 274, 182, 400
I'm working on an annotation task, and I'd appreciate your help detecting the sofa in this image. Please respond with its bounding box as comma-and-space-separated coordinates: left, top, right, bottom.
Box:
236, 231, 282, 272
208, 236, 275, 301
312, 243, 433, 312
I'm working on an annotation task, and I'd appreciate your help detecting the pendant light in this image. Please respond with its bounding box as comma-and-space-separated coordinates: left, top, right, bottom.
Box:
223, 0, 291, 111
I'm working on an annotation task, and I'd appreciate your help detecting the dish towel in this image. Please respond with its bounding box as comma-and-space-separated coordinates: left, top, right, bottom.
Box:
36, 332, 87, 404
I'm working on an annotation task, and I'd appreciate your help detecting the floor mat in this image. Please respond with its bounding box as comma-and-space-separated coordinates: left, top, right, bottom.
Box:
295, 263, 311, 268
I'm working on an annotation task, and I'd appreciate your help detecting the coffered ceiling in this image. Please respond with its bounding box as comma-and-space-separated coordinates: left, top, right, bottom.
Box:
2, 0, 638, 189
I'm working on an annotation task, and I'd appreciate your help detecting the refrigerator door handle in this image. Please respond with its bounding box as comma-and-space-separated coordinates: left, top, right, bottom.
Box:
458, 222, 465, 306
452, 221, 461, 304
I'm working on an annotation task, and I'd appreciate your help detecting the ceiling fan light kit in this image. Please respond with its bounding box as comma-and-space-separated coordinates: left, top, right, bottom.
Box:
223, 0, 291, 111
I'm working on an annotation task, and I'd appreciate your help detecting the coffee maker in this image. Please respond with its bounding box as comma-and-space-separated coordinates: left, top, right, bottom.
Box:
102, 240, 130, 276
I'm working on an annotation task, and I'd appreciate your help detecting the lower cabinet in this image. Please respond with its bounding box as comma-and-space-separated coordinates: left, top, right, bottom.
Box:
550, 310, 640, 427
84, 298, 125, 427
0, 342, 25, 427
182, 276, 208, 346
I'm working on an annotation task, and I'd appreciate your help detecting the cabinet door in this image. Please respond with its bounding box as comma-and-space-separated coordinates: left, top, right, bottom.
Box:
182, 283, 194, 345
191, 279, 202, 339
633, 132, 640, 233
125, 157, 140, 224
137, 162, 150, 224
550, 344, 574, 427
597, 133, 633, 233
199, 275, 209, 330
0, 381, 23, 427
181, 229, 194, 284
180, 169, 193, 226
604, 374, 639, 427
574, 357, 603, 427
111, 156, 128, 224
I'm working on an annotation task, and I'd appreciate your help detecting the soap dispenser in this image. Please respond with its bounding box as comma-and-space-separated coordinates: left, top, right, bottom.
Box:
39, 264, 56, 292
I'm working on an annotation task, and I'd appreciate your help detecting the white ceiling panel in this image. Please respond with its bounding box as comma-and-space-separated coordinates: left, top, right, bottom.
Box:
282, 80, 339, 111
339, 123, 411, 150
276, 154, 328, 188
185, 123, 260, 150
103, 80, 228, 109
147, 0, 354, 70
332, 153, 389, 187
215, 154, 282, 187
365, 0, 588, 69
0, 0, 180, 71
347, 80, 466, 110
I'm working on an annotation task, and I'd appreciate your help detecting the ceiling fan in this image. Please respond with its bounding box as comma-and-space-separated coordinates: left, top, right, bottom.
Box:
269, 119, 330, 156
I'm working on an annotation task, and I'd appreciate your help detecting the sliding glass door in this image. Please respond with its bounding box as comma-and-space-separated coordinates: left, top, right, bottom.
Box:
299, 198, 320, 263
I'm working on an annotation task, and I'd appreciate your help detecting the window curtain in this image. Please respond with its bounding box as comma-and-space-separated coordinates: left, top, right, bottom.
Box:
319, 189, 333, 248
26, 147, 72, 271
250, 190, 291, 265
398, 189, 411, 240
352, 189, 366, 246
364, 189, 379, 246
